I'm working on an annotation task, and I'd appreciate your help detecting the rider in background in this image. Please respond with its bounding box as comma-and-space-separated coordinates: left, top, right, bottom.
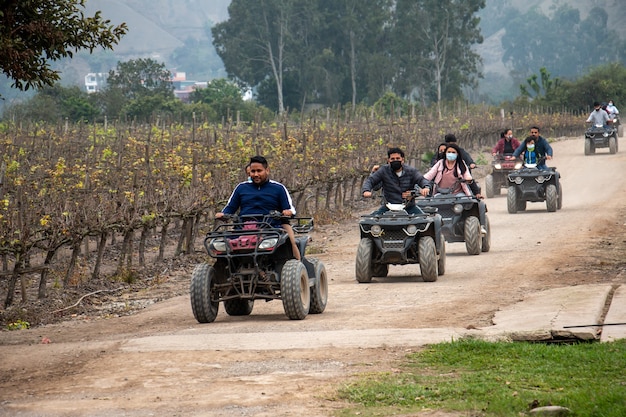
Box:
586, 101, 611, 128
430, 142, 448, 167
492, 128, 520, 156
362, 147, 431, 215
513, 126, 553, 170
606, 100, 619, 119
423, 143, 482, 198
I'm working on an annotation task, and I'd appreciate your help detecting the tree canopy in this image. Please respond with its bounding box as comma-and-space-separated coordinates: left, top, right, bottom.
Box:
0, 0, 127, 93
212, 0, 485, 113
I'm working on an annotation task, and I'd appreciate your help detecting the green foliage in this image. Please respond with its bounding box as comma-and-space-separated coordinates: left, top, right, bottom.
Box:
0, 0, 126, 94
107, 59, 174, 101
190, 78, 244, 121
7, 319, 30, 331
373, 92, 409, 117
339, 339, 626, 416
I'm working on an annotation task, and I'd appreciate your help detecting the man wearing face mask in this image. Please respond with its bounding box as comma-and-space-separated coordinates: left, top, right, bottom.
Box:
586, 101, 611, 128
513, 126, 553, 170
362, 147, 431, 215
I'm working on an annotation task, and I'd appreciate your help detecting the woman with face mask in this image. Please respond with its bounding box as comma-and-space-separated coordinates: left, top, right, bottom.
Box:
423, 143, 481, 198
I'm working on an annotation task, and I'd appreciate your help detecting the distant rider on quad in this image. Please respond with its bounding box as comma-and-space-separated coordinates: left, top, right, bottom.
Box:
423, 143, 483, 198
586, 101, 612, 128
362, 147, 431, 215
216, 155, 301, 260
513, 126, 553, 170
492, 128, 520, 156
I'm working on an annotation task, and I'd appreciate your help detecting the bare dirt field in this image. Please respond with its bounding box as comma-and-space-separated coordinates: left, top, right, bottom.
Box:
1, 137, 626, 417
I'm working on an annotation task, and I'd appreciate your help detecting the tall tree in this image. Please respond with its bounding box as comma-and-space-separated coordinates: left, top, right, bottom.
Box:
0, 0, 126, 93
392, 0, 484, 117
213, 0, 299, 114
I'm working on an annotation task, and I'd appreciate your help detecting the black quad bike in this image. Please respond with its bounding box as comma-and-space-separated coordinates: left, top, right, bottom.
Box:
416, 183, 490, 256
356, 194, 445, 283
506, 159, 562, 213
584, 123, 618, 155
484, 154, 523, 198
190, 212, 327, 323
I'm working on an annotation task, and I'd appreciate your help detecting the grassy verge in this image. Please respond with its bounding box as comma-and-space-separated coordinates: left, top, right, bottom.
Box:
336, 338, 626, 416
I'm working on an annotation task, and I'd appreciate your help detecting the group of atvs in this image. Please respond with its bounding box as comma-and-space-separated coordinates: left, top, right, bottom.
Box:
188, 121, 620, 323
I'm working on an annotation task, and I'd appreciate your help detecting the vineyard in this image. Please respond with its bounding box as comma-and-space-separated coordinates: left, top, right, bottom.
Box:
0, 107, 584, 318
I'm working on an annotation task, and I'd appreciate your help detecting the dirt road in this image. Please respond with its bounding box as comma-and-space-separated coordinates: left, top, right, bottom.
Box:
1, 137, 626, 417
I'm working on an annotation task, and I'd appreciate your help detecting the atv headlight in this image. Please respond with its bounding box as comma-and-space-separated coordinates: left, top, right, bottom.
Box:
405, 224, 418, 235
514, 162, 523, 169
258, 237, 278, 250
370, 225, 382, 237
603, 131, 609, 137
494, 163, 502, 169
511, 176, 523, 185
535, 175, 546, 184
208, 238, 227, 255
453, 203, 464, 214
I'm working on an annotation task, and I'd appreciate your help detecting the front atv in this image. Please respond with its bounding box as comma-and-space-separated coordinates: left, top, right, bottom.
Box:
190, 213, 327, 323
356, 202, 445, 283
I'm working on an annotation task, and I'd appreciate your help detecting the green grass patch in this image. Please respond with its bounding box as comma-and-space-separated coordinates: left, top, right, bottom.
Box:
337, 338, 626, 416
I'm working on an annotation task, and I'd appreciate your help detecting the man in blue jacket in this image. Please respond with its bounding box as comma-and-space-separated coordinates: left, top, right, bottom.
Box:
216, 155, 300, 260
362, 147, 431, 215
512, 126, 553, 170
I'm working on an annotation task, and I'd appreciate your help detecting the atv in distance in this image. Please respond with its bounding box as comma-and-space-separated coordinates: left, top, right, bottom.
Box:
584, 123, 618, 155
506, 159, 562, 213
190, 212, 327, 323
356, 195, 445, 283
484, 154, 523, 198
416, 183, 490, 256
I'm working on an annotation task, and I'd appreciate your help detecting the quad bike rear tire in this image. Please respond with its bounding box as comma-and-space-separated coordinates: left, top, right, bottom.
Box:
464, 216, 482, 255
584, 138, 592, 155
224, 290, 254, 316
485, 175, 495, 198
609, 136, 617, 154
308, 258, 328, 314
557, 180, 563, 210
372, 262, 389, 277
481, 215, 491, 253
507, 186, 518, 214
418, 236, 438, 282
355, 238, 374, 283
280, 259, 310, 320
190, 263, 219, 323
437, 233, 446, 276
546, 184, 558, 212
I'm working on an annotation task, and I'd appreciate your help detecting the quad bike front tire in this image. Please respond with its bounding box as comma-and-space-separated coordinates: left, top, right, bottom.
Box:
557, 180, 563, 210
308, 258, 328, 314
190, 263, 219, 323
481, 215, 491, 253
355, 238, 374, 283
584, 138, 592, 155
224, 290, 254, 316
545, 184, 558, 212
372, 263, 389, 277
609, 136, 617, 154
280, 259, 310, 320
437, 233, 446, 276
464, 216, 482, 255
507, 186, 518, 214
485, 174, 495, 198
418, 236, 438, 282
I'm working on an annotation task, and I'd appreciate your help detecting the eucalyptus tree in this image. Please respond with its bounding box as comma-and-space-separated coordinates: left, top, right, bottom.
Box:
392, 0, 485, 118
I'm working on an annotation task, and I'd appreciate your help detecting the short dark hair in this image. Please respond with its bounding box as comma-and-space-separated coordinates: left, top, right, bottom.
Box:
250, 155, 268, 168
530, 125, 540, 132
444, 133, 457, 143
524, 136, 536, 144
593, 101, 600, 107
387, 147, 404, 158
